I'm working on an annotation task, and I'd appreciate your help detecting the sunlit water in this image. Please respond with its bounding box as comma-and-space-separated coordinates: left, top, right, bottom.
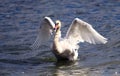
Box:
0, 0, 120, 76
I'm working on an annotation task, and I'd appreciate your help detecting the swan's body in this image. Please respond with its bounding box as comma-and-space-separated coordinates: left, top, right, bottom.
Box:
31, 17, 107, 61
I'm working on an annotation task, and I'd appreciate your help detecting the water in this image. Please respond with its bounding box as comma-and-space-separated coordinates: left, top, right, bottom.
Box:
0, 0, 120, 76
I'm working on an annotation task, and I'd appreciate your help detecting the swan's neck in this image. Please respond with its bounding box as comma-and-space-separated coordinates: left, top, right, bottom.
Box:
54, 29, 61, 41
53, 29, 62, 54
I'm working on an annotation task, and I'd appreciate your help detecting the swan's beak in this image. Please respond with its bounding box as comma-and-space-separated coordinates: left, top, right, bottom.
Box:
54, 23, 59, 31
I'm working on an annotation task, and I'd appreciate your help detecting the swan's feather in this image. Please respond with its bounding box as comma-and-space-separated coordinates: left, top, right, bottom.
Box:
66, 18, 107, 45
31, 17, 55, 49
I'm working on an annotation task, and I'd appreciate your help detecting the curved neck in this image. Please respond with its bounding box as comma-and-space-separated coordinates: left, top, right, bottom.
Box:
54, 28, 61, 42
53, 28, 62, 53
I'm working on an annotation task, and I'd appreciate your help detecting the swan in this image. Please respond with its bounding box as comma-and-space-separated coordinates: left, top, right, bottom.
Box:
31, 16, 107, 61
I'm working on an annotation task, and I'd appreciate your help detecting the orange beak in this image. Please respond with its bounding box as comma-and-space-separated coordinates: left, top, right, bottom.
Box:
54, 23, 59, 30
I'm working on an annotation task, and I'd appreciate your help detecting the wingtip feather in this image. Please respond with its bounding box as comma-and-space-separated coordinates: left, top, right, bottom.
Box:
44, 16, 50, 19
103, 38, 108, 44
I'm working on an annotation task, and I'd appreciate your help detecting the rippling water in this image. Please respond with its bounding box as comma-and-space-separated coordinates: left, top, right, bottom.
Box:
0, 0, 120, 76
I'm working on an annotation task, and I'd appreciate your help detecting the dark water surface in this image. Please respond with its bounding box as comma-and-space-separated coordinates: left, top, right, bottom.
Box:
0, 0, 120, 76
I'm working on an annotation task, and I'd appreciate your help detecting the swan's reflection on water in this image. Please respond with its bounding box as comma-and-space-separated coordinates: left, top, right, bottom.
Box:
53, 61, 88, 76
55, 60, 77, 67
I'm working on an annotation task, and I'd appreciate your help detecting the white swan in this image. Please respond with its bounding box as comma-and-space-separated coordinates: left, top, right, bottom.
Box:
31, 16, 107, 61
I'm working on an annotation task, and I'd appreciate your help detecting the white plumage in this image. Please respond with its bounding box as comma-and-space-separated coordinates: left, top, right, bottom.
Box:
31, 17, 55, 49
31, 17, 107, 61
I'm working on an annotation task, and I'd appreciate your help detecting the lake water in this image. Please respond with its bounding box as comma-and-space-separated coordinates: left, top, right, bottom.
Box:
0, 0, 120, 76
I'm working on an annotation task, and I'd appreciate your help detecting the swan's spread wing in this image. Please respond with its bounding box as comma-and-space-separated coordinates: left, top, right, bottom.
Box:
65, 18, 107, 45
31, 17, 55, 49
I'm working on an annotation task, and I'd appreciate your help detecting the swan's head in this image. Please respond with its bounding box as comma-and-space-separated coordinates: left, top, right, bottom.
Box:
54, 20, 61, 31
